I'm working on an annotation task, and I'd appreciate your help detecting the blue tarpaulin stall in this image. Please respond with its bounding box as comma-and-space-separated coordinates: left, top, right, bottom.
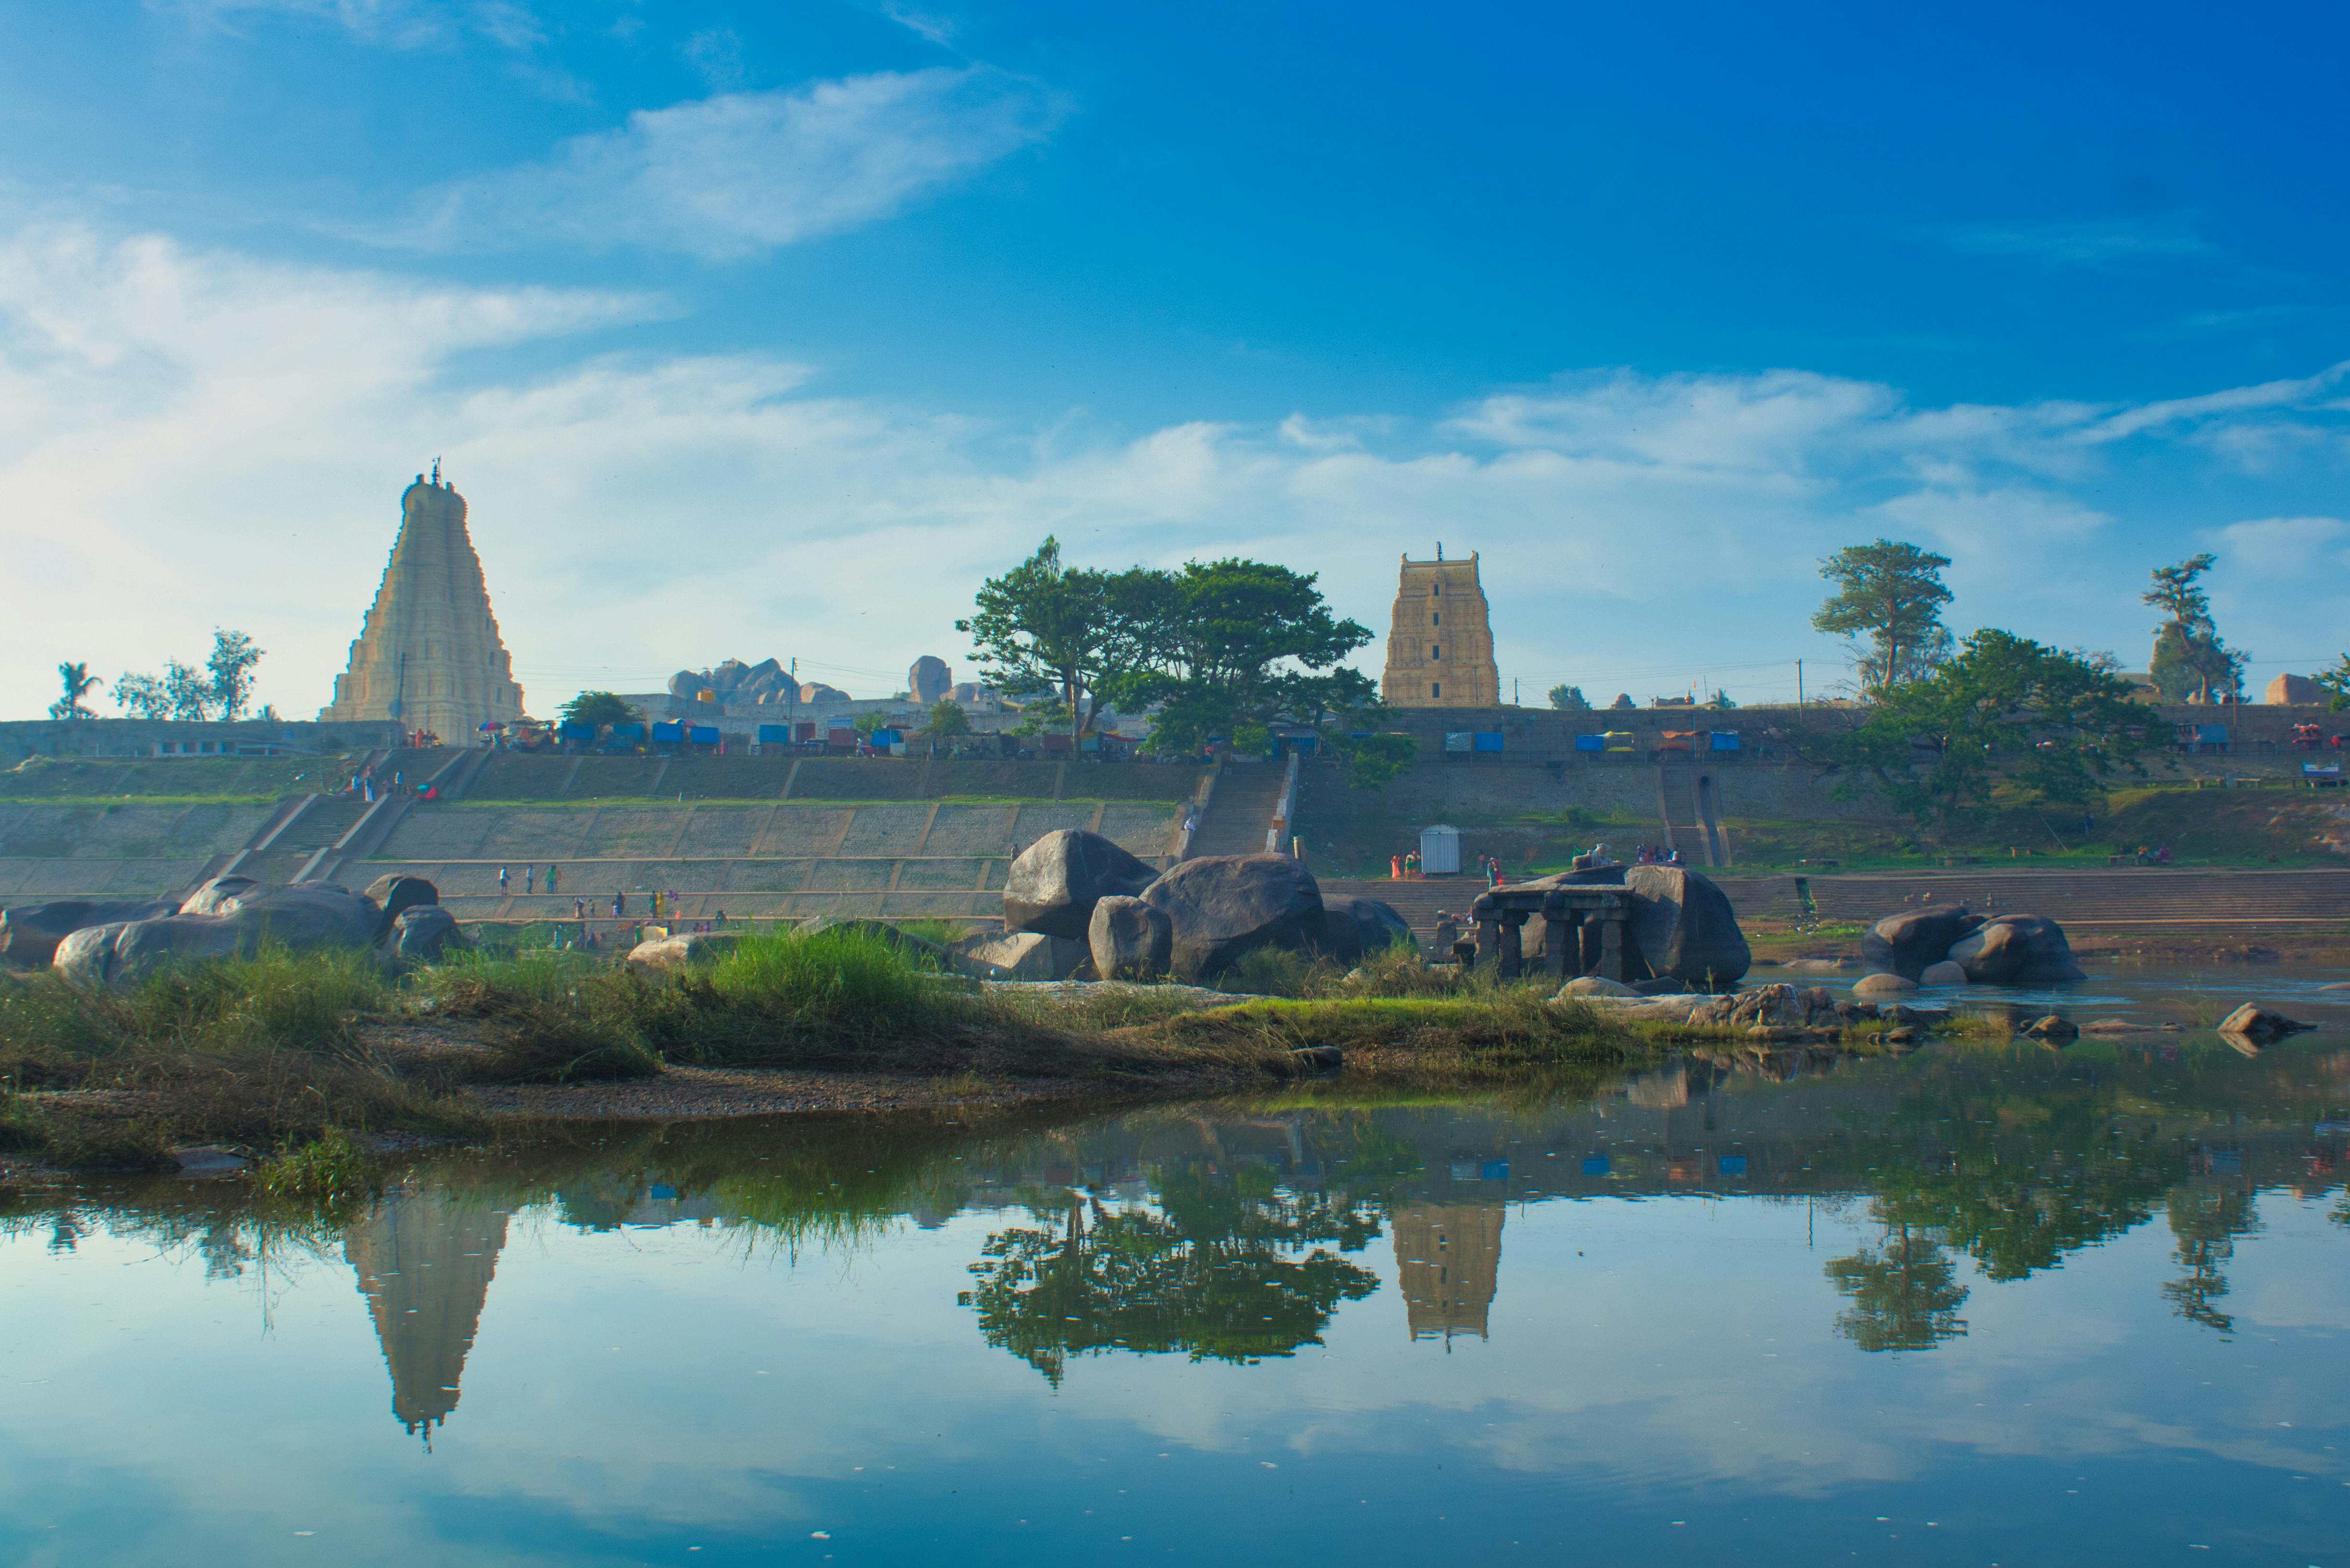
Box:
561, 721, 595, 741
687, 724, 721, 745
1708, 731, 1741, 751
756, 724, 791, 745
1574, 733, 1606, 752
651, 721, 685, 744
608, 723, 645, 743
1473, 732, 1505, 752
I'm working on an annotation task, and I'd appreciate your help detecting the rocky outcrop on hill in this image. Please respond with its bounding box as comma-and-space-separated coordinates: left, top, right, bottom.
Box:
908, 656, 951, 704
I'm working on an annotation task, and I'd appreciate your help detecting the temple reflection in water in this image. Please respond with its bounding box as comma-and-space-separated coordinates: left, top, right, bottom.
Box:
344, 1184, 510, 1440
305, 1038, 2346, 1424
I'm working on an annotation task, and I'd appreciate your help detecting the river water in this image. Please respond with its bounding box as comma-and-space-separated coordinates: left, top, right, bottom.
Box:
5, 1021, 2348, 1566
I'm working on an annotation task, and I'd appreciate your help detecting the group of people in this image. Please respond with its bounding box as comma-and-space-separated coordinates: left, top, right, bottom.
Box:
1387, 851, 1509, 885
495, 864, 560, 896
1631, 844, 1683, 866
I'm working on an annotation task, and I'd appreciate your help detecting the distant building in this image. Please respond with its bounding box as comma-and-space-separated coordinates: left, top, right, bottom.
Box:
320, 470, 526, 743
1381, 550, 1500, 708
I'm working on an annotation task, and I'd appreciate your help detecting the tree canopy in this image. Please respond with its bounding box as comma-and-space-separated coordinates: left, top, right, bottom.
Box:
1840, 628, 2154, 832
2314, 652, 2350, 712
1547, 684, 1590, 712
957, 538, 1155, 743
49, 662, 99, 722
115, 630, 264, 723
1813, 539, 1954, 692
2143, 553, 2245, 702
558, 691, 639, 730
963, 541, 1413, 784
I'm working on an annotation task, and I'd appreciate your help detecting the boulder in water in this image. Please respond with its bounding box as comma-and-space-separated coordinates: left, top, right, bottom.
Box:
2216, 1003, 2315, 1045
1001, 829, 1160, 940
1919, 960, 1969, 987
1621, 866, 1751, 986
1861, 905, 1986, 980
1947, 914, 2085, 983
1853, 971, 1919, 996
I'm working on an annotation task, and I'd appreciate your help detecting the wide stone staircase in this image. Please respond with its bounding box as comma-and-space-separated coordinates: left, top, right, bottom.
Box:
1655, 766, 1723, 867
1187, 763, 1288, 858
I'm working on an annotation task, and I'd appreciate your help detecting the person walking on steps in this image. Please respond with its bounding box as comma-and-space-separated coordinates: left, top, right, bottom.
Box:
546, 865, 558, 895
498, 865, 509, 893
525, 867, 535, 894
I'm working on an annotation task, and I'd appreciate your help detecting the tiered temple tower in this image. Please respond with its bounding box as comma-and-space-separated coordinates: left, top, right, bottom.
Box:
1391, 1201, 1505, 1341
320, 469, 526, 740
1381, 549, 1499, 707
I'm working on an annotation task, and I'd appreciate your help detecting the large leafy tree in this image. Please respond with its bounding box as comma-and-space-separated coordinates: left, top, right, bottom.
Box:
205, 629, 264, 721
114, 661, 216, 721
958, 538, 1155, 744
558, 691, 639, 729
1841, 629, 2154, 832
2313, 652, 2350, 712
1813, 539, 1954, 692
2143, 554, 2244, 702
48, 662, 100, 721
1547, 684, 1591, 712
114, 628, 265, 722
1114, 558, 1404, 780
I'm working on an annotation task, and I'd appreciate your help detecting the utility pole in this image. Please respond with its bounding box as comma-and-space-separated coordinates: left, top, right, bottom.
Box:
1796, 659, 1804, 712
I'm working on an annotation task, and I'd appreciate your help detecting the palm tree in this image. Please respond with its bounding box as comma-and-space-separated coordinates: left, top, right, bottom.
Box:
49, 662, 100, 722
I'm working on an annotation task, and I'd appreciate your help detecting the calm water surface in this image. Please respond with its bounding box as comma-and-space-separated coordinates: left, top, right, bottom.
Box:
5, 1017, 2349, 1566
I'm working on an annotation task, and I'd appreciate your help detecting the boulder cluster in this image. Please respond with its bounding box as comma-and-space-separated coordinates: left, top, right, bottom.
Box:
988, 829, 1413, 983
1859, 904, 2085, 989
3, 875, 465, 989
668, 658, 851, 708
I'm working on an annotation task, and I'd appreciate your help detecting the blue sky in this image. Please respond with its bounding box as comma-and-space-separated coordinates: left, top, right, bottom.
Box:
1, 0, 2345, 718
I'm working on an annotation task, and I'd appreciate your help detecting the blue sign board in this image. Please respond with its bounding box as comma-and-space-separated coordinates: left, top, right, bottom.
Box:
1473, 732, 1505, 752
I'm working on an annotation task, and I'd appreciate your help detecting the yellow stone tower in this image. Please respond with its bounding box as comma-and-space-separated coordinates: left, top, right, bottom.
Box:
321, 469, 526, 740
1381, 549, 1499, 707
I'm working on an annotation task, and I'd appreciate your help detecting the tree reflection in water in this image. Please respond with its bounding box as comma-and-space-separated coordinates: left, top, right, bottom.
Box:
960, 1161, 1382, 1384
1825, 1224, 1969, 1351
2163, 1182, 2260, 1335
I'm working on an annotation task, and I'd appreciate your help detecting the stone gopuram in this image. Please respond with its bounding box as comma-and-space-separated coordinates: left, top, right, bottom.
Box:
1381, 549, 1499, 708
321, 471, 526, 742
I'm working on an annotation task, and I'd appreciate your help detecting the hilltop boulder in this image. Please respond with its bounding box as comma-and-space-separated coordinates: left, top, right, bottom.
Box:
1001, 829, 1160, 940
1141, 854, 1323, 979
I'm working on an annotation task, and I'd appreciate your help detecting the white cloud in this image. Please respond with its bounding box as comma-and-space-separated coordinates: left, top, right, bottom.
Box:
2210, 515, 2349, 576
401, 68, 1065, 260
157, 0, 544, 51
2, 224, 2348, 721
